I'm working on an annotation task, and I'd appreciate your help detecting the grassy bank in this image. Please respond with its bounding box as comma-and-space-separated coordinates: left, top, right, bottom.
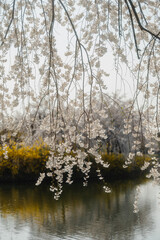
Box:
0, 140, 152, 183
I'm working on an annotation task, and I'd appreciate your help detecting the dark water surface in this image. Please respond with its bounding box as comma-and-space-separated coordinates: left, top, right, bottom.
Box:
0, 179, 160, 240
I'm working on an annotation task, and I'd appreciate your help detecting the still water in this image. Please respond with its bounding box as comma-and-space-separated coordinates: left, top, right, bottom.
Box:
0, 179, 160, 240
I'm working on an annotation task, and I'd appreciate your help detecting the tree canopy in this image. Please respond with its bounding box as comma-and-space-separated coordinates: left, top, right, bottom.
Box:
0, 0, 160, 200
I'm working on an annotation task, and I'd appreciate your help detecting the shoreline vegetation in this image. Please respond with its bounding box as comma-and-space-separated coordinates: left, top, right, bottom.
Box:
0, 139, 152, 183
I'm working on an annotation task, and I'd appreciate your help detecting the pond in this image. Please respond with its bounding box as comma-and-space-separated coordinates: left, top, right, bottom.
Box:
0, 179, 160, 240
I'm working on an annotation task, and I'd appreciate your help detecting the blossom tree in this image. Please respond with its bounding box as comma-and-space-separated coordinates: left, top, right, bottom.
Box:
0, 0, 160, 199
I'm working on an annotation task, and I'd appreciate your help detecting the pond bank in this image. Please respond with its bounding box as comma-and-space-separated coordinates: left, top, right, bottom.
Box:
0, 167, 148, 184
0, 141, 152, 183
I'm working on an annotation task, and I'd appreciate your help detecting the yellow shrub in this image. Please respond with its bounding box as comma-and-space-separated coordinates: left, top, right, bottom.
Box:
101, 152, 125, 169
101, 152, 151, 175
0, 140, 50, 177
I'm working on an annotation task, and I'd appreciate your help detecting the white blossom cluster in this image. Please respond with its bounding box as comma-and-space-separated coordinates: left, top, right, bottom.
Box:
2, 144, 8, 160
35, 173, 45, 186
141, 161, 150, 171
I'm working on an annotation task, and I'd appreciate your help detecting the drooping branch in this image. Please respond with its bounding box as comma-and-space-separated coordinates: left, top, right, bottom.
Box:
127, 0, 160, 41
124, 0, 140, 58
1, 0, 16, 47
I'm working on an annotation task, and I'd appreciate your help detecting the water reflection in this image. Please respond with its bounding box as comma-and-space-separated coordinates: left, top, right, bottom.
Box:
0, 179, 160, 240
